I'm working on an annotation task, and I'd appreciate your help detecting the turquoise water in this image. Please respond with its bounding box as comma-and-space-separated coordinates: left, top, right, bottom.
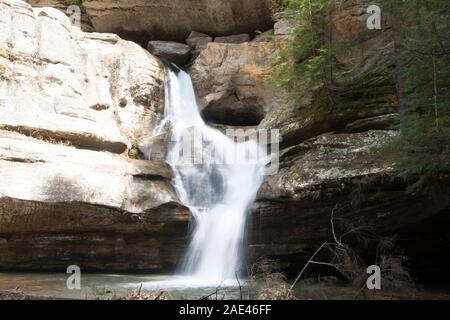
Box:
0, 273, 244, 300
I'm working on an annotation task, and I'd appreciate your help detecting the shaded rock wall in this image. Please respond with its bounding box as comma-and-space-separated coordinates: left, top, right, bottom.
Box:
27, 0, 273, 45
250, 131, 450, 271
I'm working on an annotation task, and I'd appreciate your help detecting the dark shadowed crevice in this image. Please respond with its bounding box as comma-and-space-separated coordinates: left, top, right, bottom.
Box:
201, 102, 266, 126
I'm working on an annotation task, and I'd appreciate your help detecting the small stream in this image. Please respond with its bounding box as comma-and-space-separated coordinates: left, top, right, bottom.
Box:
3, 272, 450, 300
0, 273, 245, 300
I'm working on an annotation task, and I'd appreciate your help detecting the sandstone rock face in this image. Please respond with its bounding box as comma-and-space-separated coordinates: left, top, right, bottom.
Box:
147, 41, 191, 66
189, 42, 277, 126
81, 0, 272, 44
1, 2, 166, 154
0, 0, 189, 271
26, 0, 94, 32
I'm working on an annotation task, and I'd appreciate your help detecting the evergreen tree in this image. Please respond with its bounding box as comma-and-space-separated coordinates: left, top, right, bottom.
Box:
271, 0, 334, 105
390, 0, 450, 191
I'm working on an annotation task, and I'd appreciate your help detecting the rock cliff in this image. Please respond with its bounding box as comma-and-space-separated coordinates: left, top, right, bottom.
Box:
0, 0, 189, 271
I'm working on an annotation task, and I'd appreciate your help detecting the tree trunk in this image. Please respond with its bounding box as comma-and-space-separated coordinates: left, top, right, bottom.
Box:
392, 3, 407, 132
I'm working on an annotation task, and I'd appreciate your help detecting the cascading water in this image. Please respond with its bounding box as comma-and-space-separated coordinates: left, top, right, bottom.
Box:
154, 64, 266, 286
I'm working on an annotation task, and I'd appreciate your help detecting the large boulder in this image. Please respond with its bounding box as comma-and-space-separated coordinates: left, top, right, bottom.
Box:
186, 31, 212, 49
189, 42, 277, 126
147, 41, 191, 66
0, 0, 189, 271
186, 31, 213, 61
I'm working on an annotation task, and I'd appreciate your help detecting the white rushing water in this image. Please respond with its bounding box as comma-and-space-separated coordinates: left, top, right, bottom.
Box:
153, 64, 266, 286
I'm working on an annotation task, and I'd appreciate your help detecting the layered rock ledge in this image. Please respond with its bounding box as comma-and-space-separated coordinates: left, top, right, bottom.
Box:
27, 0, 273, 45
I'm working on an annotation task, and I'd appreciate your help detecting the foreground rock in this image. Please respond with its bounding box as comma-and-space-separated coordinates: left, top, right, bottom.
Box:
189, 42, 277, 126
0, 0, 189, 271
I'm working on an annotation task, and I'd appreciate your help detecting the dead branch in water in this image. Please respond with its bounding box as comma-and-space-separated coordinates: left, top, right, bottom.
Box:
199, 280, 224, 300
235, 271, 243, 300
287, 241, 329, 299
287, 202, 415, 299
287, 203, 364, 299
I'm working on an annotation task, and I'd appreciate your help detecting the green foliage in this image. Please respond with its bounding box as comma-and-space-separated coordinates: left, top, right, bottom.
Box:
395, 116, 450, 192
389, 0, 450, 191
271, 0, 334, 105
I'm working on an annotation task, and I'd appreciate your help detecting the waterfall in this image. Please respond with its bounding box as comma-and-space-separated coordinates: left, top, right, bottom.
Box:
156, 64, 266, 286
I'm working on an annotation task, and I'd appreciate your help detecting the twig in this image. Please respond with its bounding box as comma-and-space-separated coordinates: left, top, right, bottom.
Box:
287, 241, 329, 299
199, 280, 224, 300
287, 204, 353, 299
235, 272, 243, 300
199, 292, 217, 301
309, 260, 342, 272
154, 291, 165, 300
353, 283, 367, 300
331, 204, 342, 245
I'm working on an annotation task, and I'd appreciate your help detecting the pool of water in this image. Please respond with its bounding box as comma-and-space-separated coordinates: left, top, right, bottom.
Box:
0, 273, 245, 300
